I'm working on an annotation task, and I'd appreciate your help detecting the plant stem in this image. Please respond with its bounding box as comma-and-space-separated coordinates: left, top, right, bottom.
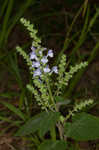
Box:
45, 77, 57, 141
63, 40, 99, 98
0, 0, 14, 48
45, 77, 56, 108
50, 126, 56, 141
57, 122, 64, 140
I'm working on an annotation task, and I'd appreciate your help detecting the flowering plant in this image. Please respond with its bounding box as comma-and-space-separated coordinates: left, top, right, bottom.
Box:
15, 18, 99, 150
16, 18, 88, 111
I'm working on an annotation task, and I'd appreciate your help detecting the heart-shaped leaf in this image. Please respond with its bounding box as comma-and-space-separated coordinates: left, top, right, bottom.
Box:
38, 140, 67, 150
15, 111, 60, 136
64, 112, 99, 141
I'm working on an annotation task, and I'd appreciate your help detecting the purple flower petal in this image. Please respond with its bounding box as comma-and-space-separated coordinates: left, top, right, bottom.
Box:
41, 56, 48, 64
43, 48, 47, 51
30, 51, 38, 60
52, 66, 58, 74
47, 49, 53, 57
43, 66, 50, 73
31, 46, 36, 51
33, 68, 42, 77
39, 51, 42, 55
32, 61, 40, 68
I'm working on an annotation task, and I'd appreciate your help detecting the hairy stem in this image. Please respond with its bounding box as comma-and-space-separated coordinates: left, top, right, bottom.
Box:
50, 126, 56, 141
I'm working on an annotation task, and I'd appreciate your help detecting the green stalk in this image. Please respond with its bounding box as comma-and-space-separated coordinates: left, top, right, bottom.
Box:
55, 4, 83, 65
45, 77, 56, 107
63, 7, 99, 98
50, 126, 56, 141
4, 0, 35, 45
70, 5, 89, 59
54, 32, 79, 65
45, 77, 57, 140
0, 0, 14, 48
66, 5, 83, 39
0, 0, 8, 20
82, 0, 88, 17
63, 40, 99, 98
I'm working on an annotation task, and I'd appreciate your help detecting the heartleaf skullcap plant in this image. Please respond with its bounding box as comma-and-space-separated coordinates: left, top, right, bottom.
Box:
29, 45, 58, 79
16, 18, 88, 111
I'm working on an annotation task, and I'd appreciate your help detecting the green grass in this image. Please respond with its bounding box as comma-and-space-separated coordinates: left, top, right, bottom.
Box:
0, 0, 99, 149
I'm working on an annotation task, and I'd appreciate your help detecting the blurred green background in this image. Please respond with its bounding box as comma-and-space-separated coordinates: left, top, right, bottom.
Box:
0, 0, 99, 149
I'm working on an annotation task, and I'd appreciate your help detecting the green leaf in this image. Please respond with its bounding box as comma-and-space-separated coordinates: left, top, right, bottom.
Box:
38, 140, 67, 150
0, 92, 19, 98
39, 111, 60, 137
15, 111, 60, 136
55, 96, 71, 106
64, 112, 99, 141
8, 54, 23, 88
0, 115, 22, 125
0, 101, 26, 121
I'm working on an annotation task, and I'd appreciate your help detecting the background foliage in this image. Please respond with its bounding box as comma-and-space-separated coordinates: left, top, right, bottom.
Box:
0, 0, 99, 150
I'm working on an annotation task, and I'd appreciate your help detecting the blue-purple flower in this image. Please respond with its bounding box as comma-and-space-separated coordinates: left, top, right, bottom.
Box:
32, 61, 40, 68
39, 51, 42, 55
41, 56, 48, 64
30, 51, 38, 60
43, 66, 51, 73
47, 50, 53, 57
52, 66, 58, 74
33, 68, 41, 77
43, 48, 47, 51
30, 45, 58, 78
31, 46, 36, 51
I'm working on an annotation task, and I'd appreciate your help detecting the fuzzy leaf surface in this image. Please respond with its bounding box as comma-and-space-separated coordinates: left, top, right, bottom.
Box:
15, 111, 60, 136
64, 112, 99, 141
38, 140, 67, 150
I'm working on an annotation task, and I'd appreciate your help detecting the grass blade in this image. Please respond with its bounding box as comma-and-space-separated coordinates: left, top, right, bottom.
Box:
5, 0, 36, 45
0, 0, 8, 20
0, 101, 26, 121
0, 0, 14, 48
63, 40, 99, 98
